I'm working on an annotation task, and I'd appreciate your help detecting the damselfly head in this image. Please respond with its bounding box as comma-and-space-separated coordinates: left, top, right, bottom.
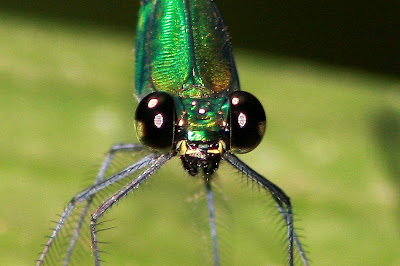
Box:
135, 91, 267, 176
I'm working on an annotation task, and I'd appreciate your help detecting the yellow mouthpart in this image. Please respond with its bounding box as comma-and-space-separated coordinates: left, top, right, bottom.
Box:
178, 140, 225, 156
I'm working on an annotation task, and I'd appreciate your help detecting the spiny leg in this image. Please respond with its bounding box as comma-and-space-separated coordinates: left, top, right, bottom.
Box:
63, 144, 144, 265
90, 152, 173, 266
222, 152, 309, 266
204, 179, 220, 266
37, 152, 156, 266
97, 144, 146, 184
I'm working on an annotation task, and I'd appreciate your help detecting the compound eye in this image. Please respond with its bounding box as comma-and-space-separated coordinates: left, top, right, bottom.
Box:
229, 91, 266, 153
135, 92, 176, 150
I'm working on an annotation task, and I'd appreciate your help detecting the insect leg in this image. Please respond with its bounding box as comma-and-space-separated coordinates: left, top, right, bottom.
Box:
222, 152, 309, 266
37, 152, 156, 266
91, 152, 174, 266
205, 179, 220, 266
63, 144, 145, 265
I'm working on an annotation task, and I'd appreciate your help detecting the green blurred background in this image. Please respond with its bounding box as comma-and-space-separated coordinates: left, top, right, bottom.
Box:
1, 1, 400, 265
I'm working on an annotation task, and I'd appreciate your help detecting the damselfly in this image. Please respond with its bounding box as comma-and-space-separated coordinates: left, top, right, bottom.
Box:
37, 0, 309, 265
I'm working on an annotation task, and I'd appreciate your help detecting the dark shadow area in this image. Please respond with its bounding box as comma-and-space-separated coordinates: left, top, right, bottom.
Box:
1, 0, 399, 76
372, 109, 400, 226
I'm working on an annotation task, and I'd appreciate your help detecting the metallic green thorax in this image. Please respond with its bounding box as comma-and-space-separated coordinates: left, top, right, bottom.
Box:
135, 0, 240, 99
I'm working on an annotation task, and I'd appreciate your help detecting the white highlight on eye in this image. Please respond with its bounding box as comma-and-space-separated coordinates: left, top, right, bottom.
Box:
191, 100, 197, 106
148, 98, 158, 108
198, 108, 206, 114
154, 113, 164, 128
232, 97, 240, 105
238, 112, 247, 128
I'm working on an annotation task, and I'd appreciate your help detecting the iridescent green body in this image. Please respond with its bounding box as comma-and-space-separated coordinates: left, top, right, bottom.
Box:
135, 0, 240, 147
135, 0, 239, 98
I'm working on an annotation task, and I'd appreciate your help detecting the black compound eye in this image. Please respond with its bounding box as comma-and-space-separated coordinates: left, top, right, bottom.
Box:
229, 91, 266, 153
135, 92, 176, 150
